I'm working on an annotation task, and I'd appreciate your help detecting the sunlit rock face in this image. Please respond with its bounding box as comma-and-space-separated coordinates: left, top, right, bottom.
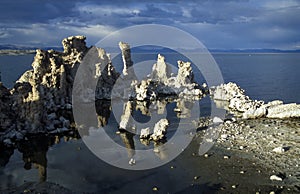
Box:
265, 103, 300, 118
210, 82, 265, 119
210, 82, 300, 119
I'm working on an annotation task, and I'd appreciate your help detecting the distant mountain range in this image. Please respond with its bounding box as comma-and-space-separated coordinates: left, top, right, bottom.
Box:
0, 44, 63, 55
0, 44, 300, 55
208, 48, 300, 53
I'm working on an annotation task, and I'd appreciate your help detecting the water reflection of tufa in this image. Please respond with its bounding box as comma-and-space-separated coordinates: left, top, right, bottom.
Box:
79, 97, 197, 166
0, 131, 80, 182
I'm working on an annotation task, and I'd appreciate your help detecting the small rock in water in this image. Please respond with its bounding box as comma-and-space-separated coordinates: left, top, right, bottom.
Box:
204, 154, 209, 158
129, 158, 136, 165
270, 175, 283, 181
194, 176, 199, 180
213, 117, 223, 124
223, 155, 230, 159
152, 187, 158, 191
269, 191, 275, 194
231, 185, 237, 189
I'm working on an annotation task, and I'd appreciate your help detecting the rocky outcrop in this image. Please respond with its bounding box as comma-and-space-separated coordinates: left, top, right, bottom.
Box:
0, 36, 89, 138
9, 36, 88, 133
130, 56, 205, 101
210, 82, 300, 119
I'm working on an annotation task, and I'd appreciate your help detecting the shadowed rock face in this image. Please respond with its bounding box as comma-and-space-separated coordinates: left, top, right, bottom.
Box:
0, 83, 14, 132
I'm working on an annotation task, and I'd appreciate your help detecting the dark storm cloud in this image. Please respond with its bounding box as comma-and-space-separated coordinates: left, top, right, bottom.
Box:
0, 0, 77, 23
0, 0, 299, 49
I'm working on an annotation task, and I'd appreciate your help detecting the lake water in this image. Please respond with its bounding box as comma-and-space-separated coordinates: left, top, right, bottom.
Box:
0, 52, 300, 192
1, 52, 299, 103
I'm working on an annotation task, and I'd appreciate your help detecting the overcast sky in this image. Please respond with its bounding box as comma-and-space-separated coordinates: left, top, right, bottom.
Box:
0, 0, 299, 49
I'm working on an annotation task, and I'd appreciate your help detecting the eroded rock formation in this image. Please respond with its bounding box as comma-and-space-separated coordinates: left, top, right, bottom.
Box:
0, 36, 89, 140
130, 56, 205, 101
